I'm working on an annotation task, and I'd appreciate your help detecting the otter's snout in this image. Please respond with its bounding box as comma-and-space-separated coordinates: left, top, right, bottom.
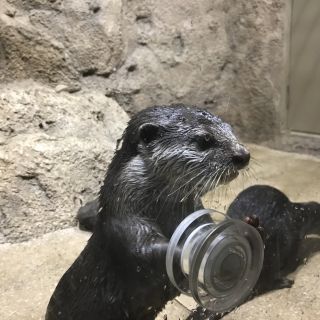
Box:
232, 146, 250, 170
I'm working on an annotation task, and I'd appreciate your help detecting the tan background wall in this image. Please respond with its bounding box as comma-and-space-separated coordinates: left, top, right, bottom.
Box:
1, 0, 288, 143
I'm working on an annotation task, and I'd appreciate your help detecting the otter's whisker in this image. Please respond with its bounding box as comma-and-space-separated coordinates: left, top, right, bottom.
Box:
212, 167, 227, 204
201, 174, 214, 197
169, 165, 202, 197
193, 174, 209, 201
206, 167, 223, 206
168, 167, 199, 209
205, 168, 222, 203
179, 164, 209, 193
251, 156, 262, 167
208, 168, 222, 192
214, 168, 225, 190
245, 168, 251, 180
168, 164, 204, 197
246, 166, 259, 182
181, 172, 207, 202
205, 167, 224, 207
199, 166, 220, 199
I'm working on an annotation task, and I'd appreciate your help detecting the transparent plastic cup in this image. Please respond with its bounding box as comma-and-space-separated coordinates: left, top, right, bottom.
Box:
166, 209, 264, 313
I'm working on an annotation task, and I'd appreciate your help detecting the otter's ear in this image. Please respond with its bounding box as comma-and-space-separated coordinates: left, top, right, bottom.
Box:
139, 123, 160, 144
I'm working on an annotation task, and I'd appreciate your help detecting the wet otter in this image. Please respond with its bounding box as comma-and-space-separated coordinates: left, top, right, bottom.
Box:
46, 105, 250, 320
227, 185, 320, 293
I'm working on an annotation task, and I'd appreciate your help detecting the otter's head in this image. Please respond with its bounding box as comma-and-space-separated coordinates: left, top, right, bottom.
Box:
119, 104, 250, 199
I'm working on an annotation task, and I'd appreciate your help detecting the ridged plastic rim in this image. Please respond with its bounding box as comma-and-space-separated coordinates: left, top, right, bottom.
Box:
166, 209, 215, 293
190, 220, 263, 312
166, 209, 264, 313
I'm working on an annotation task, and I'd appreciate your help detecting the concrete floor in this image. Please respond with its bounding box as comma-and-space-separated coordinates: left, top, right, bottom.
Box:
1, 144, 320, 320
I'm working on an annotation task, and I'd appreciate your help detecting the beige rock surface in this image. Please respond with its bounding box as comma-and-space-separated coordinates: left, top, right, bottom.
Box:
0, 0, 287, 142
0, 0, 123, 85
0, 228, 90, 320
0, 82, 129, 243
106, 0, 287, 142
0, 145, 319, 320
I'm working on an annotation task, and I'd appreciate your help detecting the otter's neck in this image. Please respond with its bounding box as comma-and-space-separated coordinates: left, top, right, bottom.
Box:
100, 155, 202, 237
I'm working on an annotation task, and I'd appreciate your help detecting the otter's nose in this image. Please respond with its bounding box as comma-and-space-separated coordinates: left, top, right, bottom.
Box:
232, 146, 250, 170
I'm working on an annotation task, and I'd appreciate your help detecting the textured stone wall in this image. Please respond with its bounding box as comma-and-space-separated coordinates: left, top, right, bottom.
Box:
0, 0, 288, 242
107, 0, 287, 142
0, 82, 129, 243
1, 0, 287, 142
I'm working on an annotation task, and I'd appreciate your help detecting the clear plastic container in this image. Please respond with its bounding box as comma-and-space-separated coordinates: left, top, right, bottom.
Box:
166, 209, 264, 313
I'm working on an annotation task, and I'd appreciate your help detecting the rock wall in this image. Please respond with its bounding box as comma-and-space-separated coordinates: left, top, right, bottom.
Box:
106, 0, 287, 142
0, 82, 129, 242
0, 0, 123, 85
0, 0, 288, 242
1, 0, 287, 141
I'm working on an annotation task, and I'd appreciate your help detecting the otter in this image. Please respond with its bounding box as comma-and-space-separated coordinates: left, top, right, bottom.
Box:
46, 104, 250, 320
227, 185, 320, 293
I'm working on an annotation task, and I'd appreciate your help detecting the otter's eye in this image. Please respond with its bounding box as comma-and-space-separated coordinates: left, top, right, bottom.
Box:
139, 123, 160, 144
197, 134, 217, 150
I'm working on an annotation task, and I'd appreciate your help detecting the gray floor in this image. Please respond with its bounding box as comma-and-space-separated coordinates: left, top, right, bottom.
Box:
1, 144, 320, 320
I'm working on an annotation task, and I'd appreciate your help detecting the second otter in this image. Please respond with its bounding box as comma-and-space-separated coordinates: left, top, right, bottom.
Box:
46, 105, 250, 320
227, 184, 320, 293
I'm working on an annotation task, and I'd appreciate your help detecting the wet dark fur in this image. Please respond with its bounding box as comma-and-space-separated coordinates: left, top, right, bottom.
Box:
227, 185, 320, 293
46, 105, 250, 320
77, 199, 99, 231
